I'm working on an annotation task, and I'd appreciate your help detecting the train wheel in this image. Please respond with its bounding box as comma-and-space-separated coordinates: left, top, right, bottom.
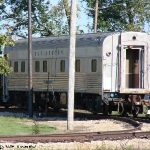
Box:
118, 103, 128, 116
108, 108, 112, 115
4, 105, 9, 109
50, 93, 61, 112
52, 102, 61, 112
51, 98, 61, 112
103, 103, 108, 116
121, 110, 128, 116
108, 102, 113, 115
132, 105, 140, 117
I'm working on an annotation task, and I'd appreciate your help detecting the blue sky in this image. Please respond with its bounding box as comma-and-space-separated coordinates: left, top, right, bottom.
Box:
51, 0, 93, 33
52, 0, 150, 33
0, 0, 93, 34
144, 23, 150, 32
0, 0, 149, 34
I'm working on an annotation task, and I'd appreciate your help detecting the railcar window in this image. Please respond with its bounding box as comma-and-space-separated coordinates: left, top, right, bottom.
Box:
91, 59, 97, 72
14, 61, 18, 72
60, 60, 65, 72
43, 60, 47, 72
21, 61, 25, 72
35, 61, 40, 72
75, 59, 80, 72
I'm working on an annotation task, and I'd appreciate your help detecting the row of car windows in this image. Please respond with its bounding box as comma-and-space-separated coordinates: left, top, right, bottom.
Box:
13, 59, 97, 73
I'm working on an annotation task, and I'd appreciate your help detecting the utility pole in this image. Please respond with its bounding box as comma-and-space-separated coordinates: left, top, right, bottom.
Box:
28, 0, 33, 118
67, 0, 77, 130
94, 0, 99, 33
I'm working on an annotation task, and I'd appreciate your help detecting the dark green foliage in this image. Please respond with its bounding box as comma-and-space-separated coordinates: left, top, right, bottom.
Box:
1, 0, 69, 37
0, 35, 14, 75
84, 0, 150, 32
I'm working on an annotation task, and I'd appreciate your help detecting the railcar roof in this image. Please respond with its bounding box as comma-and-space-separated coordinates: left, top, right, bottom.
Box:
5, 32, 117, 52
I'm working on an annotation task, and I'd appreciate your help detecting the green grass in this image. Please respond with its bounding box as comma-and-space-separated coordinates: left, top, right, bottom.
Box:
0, 116, 56, 136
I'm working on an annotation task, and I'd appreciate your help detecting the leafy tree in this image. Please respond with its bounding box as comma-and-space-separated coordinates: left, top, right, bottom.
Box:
0, 35, 14, 75
0, 35, 14, 46
0, 0, 70, 37
84, 0, 150, 32
62, 0, 71, 30
0, 57, 12, 75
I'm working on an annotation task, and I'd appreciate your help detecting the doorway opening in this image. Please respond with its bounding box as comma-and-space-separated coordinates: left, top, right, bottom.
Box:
126, 48, 144, 88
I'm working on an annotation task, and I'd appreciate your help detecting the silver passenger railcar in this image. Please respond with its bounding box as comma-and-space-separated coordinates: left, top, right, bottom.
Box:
2, 31, 150, 116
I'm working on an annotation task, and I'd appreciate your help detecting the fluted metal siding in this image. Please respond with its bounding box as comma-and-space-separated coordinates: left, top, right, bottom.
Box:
6, 32, 110, 94
8, 72, 102, 94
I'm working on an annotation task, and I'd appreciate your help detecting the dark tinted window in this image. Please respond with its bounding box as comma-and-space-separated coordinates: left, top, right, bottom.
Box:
91, 59, 97, 72
75, 59, 80, 72
43, 60, 47, 72
21, 61, 25, 72
60, 60, 65, 72
35, 61, 40, 72
14, 61, 18, 72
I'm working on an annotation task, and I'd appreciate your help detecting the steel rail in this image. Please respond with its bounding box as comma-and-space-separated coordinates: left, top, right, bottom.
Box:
0, 131, 150, 143
0, 112, 149, 143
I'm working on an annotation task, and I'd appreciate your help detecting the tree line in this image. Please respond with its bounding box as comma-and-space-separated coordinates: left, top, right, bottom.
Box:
0, 0, 149, 37
0, 0, 150, 74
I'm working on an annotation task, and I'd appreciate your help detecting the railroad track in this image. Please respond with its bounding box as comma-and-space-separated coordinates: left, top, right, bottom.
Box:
0, 108, 149, 143
132, 116, 150, 123
0, 116, 148, 143
0, 130, 150, 143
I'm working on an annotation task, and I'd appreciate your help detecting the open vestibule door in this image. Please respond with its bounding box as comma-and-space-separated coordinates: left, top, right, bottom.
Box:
119, 44, 148, 94
126, 47, 144, 89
